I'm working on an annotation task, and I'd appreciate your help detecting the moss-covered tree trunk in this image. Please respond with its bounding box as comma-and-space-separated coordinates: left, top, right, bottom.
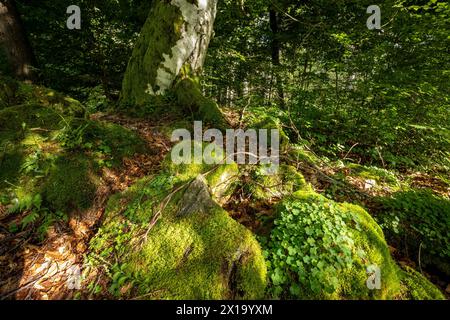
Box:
121, 0, 218, 108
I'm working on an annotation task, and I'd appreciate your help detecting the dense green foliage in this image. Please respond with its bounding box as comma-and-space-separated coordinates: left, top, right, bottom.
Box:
207, 0, 450, 169
376, 190, 450, 276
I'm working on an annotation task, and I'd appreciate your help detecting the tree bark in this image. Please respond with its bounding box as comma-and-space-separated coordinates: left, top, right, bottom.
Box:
269, 8, 285, 108
120, 0, 218, 107
0, 0, 36, 81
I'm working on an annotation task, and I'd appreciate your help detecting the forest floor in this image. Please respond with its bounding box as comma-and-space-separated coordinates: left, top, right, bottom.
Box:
1, 107, 449, 300
0, 114, 172, 299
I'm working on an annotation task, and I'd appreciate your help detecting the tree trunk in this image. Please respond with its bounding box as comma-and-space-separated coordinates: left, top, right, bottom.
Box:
269, 8, 285, 108
121, 0, 218, 107
0, 0, 36, 81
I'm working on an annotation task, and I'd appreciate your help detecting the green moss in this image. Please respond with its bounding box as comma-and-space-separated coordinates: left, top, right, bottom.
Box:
347, 164, 401, 191
83, 120, 147, 166
266, 190, 400, 299
120, 2, 183, 106
206, 161, 239, 203
164, 140, 238, 195
0, 76, 85, 116
0, 104, 64, 141
89, 173, 267, 299
41, 156, 98, 212
174, 78, 226, 128
398, 265, 445, 300
248, 165, 311, 200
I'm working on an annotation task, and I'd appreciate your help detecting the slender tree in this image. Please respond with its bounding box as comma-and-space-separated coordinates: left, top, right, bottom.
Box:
269, 7, 285, 108
0, 0, 36, 81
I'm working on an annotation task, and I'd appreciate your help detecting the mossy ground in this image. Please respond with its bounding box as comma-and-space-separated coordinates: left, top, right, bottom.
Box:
0, 77, 146, 232
374, 189, 450, 278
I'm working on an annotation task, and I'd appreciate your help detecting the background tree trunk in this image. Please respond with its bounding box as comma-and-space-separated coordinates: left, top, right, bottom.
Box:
120, 0, 218, 107
270, 8, 285, 108
0, 0, 36, 81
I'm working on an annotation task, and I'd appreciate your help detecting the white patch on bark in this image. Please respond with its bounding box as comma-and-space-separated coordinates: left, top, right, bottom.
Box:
153, 0, 216, 95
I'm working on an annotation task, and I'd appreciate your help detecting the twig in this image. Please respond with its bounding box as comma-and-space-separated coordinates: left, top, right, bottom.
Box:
343, 143, 359, 160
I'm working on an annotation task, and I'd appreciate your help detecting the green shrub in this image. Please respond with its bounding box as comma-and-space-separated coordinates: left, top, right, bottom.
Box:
376, 190, 450, 276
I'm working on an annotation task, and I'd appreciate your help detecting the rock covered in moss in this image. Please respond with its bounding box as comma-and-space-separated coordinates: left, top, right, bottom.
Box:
0, 76, 85, 116
247, 164, 310, 201
265, 191, 400, 299
375, 189, 450, 278
164, 139, 239, 202
0, 82, 146, 214
265, 189, 445, 300
41, 156, 99, 212
89, 171, 267, 299
398, 265, 445, 300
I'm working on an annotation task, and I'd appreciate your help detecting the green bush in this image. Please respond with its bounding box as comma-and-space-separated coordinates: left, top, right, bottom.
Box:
376, 190, 450, 276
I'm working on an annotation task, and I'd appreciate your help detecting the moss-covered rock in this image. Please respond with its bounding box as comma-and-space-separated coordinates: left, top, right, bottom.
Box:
264, 189, 446, 300
0, 81, 147, 216
164, 140, 239, 201
89, 172, 267, 299
265, 190, 401, 299
41, 156, 99, 212
398, 265, 445, 300
375, 189, 450, 278
0, 76, 85, 116
247, 164, 311, 201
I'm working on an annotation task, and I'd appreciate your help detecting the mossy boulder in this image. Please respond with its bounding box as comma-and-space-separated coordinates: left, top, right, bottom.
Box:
247, 164, 311, 201
0, 86, 146, 215
265, 190, 401, 299
398, 265, 445, 300
89, 172, 267, 299
375, 190, 450, 278
264, 190, 445, 299
0, 104, 63, 141
41, 156, 99, 212
0, 76, 85, 116
164, 140, 239, 202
